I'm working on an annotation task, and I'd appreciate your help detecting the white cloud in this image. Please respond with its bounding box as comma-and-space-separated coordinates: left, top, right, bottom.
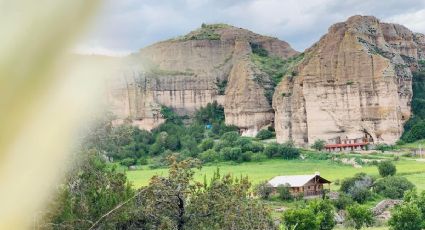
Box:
72, 43, 132, 57
78, 0, 425, 54
385, 9, 425, 33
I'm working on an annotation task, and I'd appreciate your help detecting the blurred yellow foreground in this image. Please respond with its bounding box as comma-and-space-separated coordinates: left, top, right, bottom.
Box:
0, 1, 105, 229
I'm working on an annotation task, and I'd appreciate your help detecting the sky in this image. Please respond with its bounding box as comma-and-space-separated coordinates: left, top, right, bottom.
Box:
75, 0, 425, 56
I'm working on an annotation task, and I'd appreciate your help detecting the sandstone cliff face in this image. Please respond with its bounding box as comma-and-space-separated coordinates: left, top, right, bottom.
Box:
273, 16, 422, 146
109, 24, 298, 133
414, 33, 425, 61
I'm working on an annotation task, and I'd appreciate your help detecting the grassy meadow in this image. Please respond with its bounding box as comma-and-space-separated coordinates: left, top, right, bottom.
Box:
126, 157, 425, 190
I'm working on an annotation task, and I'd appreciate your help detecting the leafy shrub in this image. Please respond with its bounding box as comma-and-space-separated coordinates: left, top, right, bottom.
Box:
311, 139, 326, 151
333, 193, 354, 210
309, 199, 337, 230
160, 106, 182, 125
120, 158, 136, 168
251, 152, 267, 162
374, 176, 415, 199
264, 143, 280, 158
250, 42, 269, 57
340, 173, 374, 203
220, 131, 240, 145
389, 201, 423, 230
281, 199, 336, 230
199, 138, 214, 151
256, 129, 275, 140
138, 157, 148, 165
377, 161, 396, 177
277, 184, 292, 200
280, 144, 300, 159
245, 141, 264, 153
282, 208, 318, 230
238, 151, 253, 162
346, 204, 374, 229
198, 149, 220, 163
254, 181, 273, 199
375, 143, 395, 152
194, 101, 225, 125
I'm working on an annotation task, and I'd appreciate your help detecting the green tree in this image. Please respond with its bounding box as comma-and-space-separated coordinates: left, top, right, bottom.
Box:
256, 129, 275, 140
312, 139, 326, 151
160, 105, 182, 125
282, 208, 318, 230
374, 176, 414, 199
378, 161, 397, 177
277, 184, 292, 201
254, 181, 273, 199
346, 204, 374, 229
281, 199, 335, 230
198, 149, 220, 163
42, 151, 134, 229
332, 193, 354, 210
340, 173, 373, 203
264, 143, 280, 158
220, 131, 240, 145
389, 202, 423, 230
126, 157, 275, 229
194, 101, 225, 125
309, 199, 336, 230
120, 157, 136, 168
199, 138, 214, 151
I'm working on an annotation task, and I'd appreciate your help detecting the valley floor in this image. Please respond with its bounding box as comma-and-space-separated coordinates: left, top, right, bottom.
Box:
126, 157, 425, 190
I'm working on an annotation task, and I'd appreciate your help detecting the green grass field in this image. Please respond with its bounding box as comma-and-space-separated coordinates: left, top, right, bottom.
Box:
126, 158, 425, 190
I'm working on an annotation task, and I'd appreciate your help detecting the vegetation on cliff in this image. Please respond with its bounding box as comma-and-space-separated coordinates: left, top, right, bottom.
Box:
250, 42, 304, 105
180, 23, 230, 41
402, 69, 425, 142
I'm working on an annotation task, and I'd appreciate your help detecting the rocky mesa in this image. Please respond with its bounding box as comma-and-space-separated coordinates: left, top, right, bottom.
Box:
108, 24, 298, 133
107, 16, 425, 146
273, 15, 424, 146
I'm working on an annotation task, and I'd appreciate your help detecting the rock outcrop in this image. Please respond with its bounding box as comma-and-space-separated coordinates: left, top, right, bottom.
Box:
273, 16, 423, 146
107, 16, 424, 145
108, 24, 298, 133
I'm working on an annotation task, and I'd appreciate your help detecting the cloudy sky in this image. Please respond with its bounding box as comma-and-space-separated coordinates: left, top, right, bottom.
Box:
75, 0, 425, 56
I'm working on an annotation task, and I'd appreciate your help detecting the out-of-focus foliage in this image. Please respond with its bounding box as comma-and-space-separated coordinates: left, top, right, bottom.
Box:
0, 1, 101, 229
41, 151, 134, 229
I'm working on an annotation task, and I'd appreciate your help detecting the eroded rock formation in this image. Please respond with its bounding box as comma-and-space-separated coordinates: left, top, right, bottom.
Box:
108, 24, 298, 133
273, 15, 423, 146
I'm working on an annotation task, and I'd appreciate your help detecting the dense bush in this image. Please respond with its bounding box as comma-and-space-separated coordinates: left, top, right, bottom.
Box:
282, 208, 318, 230
333, 193, 354, 210
220, 131, 240, 145
389, 189, 425, 230
346, 204, 374, 229
281, 199, 336, 230
256, 129, 275, 140
120, 158, 136, 168
402, 70, 425, 143
277, 184, 292, 200
254, 181, 273, 199
264, 143, 280, 158
199, 138, 214, 151
374, 176, 415, 199
377, 161, 396, 177
88, 103, 304, 166
198, 149, 220, 163
263, 142, 300, 159
43, 151, 134, 229
311, 139, 326, 151
389, 202, 423, 230
340, 173, 374, 203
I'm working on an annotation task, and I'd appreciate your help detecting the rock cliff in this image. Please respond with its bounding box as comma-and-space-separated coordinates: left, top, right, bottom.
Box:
273, 15, 424, 146
108, 24, 298, 133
